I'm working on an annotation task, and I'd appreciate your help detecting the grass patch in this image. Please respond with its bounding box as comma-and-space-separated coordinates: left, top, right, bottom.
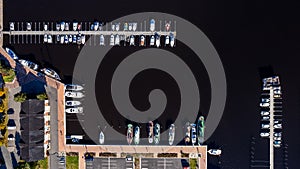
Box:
190, 158, 197, 169
66, 156, 78, 169
17, 158, 48, 169
0, 88, 8, 146
157, 153, 178, 158
2, 69, 15, 83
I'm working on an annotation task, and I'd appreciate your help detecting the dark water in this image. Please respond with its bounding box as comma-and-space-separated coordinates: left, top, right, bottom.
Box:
4, 0, 300, 169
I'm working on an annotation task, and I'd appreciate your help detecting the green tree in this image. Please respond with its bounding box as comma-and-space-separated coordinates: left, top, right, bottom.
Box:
36, 93, 48, 100
14, 93, 27, 103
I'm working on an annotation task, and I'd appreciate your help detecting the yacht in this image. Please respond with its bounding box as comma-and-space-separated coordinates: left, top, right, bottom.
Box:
127, 124, 133, 145
65, 84, 84, 91
40, 68, 61, 80
165, 35, 170, 45
100, 34, 105, 46
5, 47, 18, 60
128, 23, 132, 31
150, 35, 155, 46
132, 22, 137, 31
129, 35, 135, 46
65, 107, 83, 113
123, 23, 128, 31
140, 35, 145, 46
148, 121, 154, 144
72, 35, 77, 43
155, 33, 160, 47
197, 116, 205, 145
115, 23, 120, 31
191, 123, 197, 145
94, 22, 99, 31
99, 131, 104, 144
150, 19, 155, 32
115, 34, 120, 46
134, 126, 140, 145
10, 22, 14, 31
18, 59, 39, 70
60, 22, 65, 31
110, 34, 115, 46
154, 123, 160, 145
64, 35, 69, 44
68, 35, 72, 43
60, 35, 64, 44
81, 34, 86, 44
185, 122, 191, 144
168, 124, 175, 145
165, 22, 171, 31
73, 22, 78, 31
170, 33, 175, 47
65, 22, 69, 31
26, 22, 31, 31
56, 23, 60, 31
47, 35, 52, 43
65, 101, 81, 106
44, 35, 48, 43
65, 91, 84, 98
208, 149, 222, 156
56, 35, 60, 43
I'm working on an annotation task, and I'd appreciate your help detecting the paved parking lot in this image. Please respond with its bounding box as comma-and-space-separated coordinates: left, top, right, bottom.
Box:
86, 158, 134, 169
141, 158, 189, 169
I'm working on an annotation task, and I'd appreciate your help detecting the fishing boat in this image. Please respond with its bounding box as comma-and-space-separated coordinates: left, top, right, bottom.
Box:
148, 121, 154, 144
65, 84, 84, 91
127, 124, 133, 145
184, 122, 191, 145
99, 131, 104, 144
65, 91, 84, 98
134, 126, 140, 145
154, 123, 160, 145
40, 68, 61, 80
197, 116, 205, 145
5, 47, 18, 60
168, 124, 175, 145
208, 149, 222, 156
65, 101, 81, 106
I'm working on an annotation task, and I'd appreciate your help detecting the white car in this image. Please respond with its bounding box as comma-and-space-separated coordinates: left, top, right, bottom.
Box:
260, 102, 270, 107
65, 107, 83, 113
261, 98, 270, 103
261, 111, 269, 116
100, 35, 105, 46
110, 34, 115, 46
261, 124, 270, 129
150, 19, 155, 32
150, 35, 155, 46
260, 132, 270, 137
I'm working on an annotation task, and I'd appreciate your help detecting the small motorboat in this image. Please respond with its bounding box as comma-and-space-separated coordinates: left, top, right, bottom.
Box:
140, 35, 145, 46
150, 35, 155, 46
73, 22, 78, 31
154, 123, 160, 145
100, 34, 105, 46
132, 22, 137, 31
99, 131, 104, 144
26, 22, 31, 31
65, 84, 84, 91
208, 149, 222, 156
65, 101, 81, 106
47, 35, 53, 43
115, 34, 120, 46
60, 21, 65, 31
165, 35, 170, 45
56, 23, 60, 31
81, 34, 86, 44
68, 35, 73, 43
185, 122, 191, 145
115, 23, 120, 31
129, 35, 135, 46
127, 124, 133, 145
65, 107, 83, 113
155, 33, 160, 48
165, 22, 171, 31
10, 22, 14, 31
18, 59, 39, 70
65, 91, 84, 98
65, 22, 69, 31
94, 21, 99, 31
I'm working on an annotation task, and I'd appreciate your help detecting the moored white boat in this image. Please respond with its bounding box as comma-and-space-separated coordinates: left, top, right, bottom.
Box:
65, 101, 81, 106
40, 68, 61, 80
99, 131, 104, 144
208, 149, 222, 156
65, 84, 84, 91
65, 91, 84, 98
5, 47, 18, 60
65, 107, 83, 113
18, 59, 39, 70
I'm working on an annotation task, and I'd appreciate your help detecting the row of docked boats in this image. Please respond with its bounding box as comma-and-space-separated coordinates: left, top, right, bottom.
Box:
43, 34, 86, 45
184, 116, 205, 145
64, 84, 84, 114
10, 19, 172, 32
5, 47, 61, 80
